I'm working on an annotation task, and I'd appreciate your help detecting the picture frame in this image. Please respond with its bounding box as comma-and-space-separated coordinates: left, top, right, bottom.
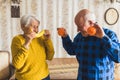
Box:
104, 8, 119, 25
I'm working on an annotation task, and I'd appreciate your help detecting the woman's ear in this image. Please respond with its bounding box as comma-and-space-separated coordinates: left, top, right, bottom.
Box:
21, 26, 25, 31
21, 26, 28, 34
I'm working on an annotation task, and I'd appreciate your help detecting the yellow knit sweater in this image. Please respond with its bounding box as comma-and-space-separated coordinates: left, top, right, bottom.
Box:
11, 35, 54, 80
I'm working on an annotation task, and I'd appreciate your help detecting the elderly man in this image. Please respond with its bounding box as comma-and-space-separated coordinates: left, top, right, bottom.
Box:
58, 9, 120, 80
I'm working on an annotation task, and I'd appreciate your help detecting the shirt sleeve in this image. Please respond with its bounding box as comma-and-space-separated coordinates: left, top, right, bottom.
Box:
102, 32, 120, 63
62, 35, 78, 55
44, 39, 55, 60
11, 37, 29, 69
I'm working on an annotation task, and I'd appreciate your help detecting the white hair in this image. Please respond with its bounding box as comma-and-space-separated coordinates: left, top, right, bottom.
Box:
20, 15, 40, 27
85, 12, 96, 23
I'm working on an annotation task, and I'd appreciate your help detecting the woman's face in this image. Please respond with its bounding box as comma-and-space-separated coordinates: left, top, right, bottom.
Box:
30, 19, 39, 33
23, 19, 39, 34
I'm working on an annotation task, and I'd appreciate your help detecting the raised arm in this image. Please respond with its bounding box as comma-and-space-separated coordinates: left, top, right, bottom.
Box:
102, 29, 120, 63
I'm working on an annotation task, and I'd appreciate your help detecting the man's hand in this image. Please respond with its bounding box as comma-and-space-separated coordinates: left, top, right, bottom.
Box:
94, 24, 105, 38
57, 27, 68, 37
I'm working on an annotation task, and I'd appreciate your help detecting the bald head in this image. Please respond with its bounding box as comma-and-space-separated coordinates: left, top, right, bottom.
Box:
74, 9, 96, 27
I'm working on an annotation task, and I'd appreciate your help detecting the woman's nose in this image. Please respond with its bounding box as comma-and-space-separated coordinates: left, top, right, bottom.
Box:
33, 28, 38, 33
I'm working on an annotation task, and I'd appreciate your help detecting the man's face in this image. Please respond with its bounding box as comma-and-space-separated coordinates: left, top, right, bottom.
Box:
77, 20, 90, 37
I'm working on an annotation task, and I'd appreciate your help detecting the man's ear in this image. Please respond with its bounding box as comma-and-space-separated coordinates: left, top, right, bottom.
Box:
88, 20, 92, 24
88, 20, 94, 26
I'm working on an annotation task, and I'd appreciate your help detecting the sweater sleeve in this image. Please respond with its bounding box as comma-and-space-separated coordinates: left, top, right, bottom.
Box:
44, 39, 55, 60
102, 32, 120, 63
11, 36, 29, 69
62, 35, 78, 55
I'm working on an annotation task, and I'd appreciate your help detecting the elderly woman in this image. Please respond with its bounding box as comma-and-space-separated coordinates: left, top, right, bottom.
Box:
11, 15, 54, 80
58, 9, 120, 80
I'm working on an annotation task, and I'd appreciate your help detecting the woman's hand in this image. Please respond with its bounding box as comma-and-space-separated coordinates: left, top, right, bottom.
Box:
44, 30, 51, 40
23, 29, 36, 49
